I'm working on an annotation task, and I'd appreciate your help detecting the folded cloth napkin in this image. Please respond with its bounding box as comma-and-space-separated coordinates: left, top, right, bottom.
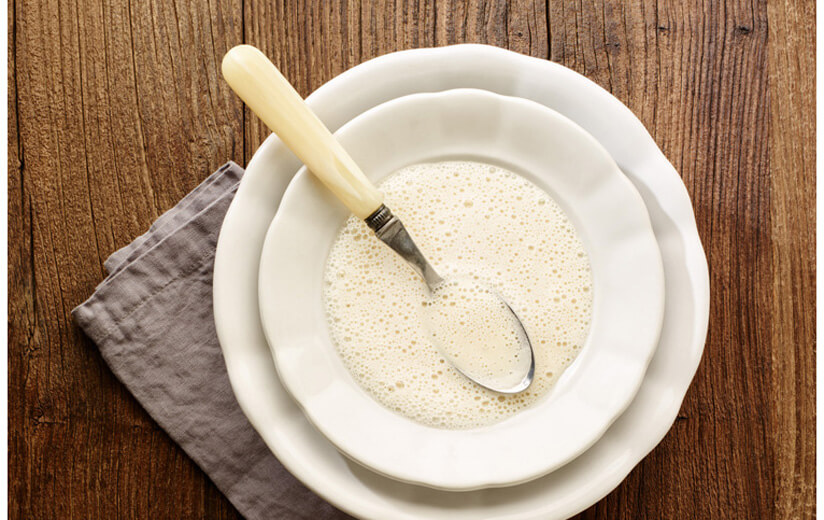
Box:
73, 162, 349, 520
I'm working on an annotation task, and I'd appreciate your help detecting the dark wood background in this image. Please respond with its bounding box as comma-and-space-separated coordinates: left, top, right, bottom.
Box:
8, 0, 815, 518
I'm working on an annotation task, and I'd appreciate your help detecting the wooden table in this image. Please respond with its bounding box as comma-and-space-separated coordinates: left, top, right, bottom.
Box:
9, 1, 815, 518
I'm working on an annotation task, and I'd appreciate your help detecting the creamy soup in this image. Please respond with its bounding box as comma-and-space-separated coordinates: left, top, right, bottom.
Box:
323, 161, 593, 429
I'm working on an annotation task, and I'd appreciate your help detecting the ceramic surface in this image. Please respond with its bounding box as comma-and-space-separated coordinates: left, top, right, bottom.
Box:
258, 89, 665, 490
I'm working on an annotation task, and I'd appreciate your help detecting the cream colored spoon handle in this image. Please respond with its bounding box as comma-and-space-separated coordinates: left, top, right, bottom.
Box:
221, 45, 383, 219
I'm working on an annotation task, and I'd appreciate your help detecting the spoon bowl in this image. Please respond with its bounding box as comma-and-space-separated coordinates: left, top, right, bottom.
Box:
425, 277, 535, 393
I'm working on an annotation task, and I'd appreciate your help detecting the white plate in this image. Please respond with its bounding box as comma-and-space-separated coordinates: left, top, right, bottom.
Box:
214, 44, 709, 519
258, 89, 665, 490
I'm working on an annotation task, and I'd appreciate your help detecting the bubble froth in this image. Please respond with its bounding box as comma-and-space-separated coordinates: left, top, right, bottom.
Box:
323, 161, 593, 429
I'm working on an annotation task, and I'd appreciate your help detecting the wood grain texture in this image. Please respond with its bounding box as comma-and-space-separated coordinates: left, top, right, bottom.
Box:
8, 0, 815, 518
767, 0, 816, 517
9, 0, 244, 518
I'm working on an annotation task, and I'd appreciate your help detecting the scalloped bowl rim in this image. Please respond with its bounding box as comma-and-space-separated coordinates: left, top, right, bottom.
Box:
257, 88, 665, 490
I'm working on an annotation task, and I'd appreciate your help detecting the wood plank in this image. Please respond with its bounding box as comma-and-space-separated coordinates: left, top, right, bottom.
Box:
9, 0, 243, 517
8, 0, 32, 514
766, 0, 816, 517
541, 2, 773, 517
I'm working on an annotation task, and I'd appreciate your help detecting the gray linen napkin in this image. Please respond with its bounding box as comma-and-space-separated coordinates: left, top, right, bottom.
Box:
73, 162, 348, 520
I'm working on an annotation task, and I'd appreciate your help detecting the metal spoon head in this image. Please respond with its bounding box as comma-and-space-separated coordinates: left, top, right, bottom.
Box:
423, 278, 535, 394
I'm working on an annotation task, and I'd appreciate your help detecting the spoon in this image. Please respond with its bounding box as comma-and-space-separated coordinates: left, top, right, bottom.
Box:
222, 45, 535, 394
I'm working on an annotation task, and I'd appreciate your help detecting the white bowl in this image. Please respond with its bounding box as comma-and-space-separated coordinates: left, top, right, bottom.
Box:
213, 44, 709, 519
257, 89, 665, 490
